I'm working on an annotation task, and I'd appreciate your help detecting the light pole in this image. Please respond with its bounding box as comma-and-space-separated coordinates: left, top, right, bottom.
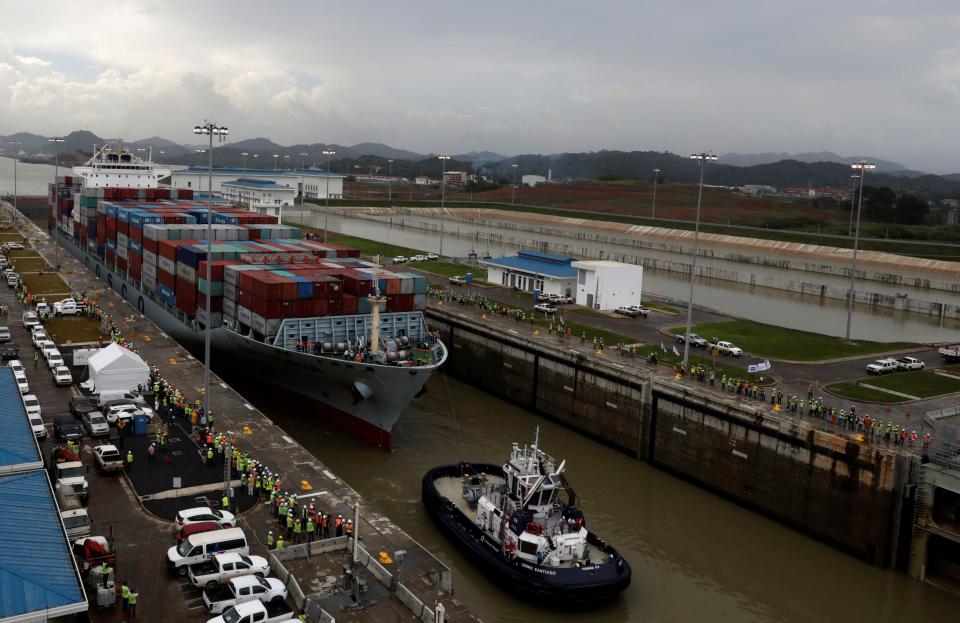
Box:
387, 159, 394, 202
845, 161, 875, 343
252, 154, 259, 168
298, 152, 309, 224
848, 174, 859, 237
49, 137, 65, 268
242, 152, 249, 170
682, 153, 717, 368
438, 155, 451, 256
511, 163, 518, 204
284, 155, 290, 170
9, 140, 19, 215
651, 168, 660, 219
322, 150, 336, 242
272, 154, 279, 171
192, 120, 229, 424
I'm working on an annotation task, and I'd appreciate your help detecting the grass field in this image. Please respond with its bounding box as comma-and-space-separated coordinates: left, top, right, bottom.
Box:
0, 232, 24, 242
7, 249, 40, 259
642, 299, 679, 314
42, 316, 104, 344
416, 261, 487, 281
7, 258, 50, 273
20, 273, 71, 296
669, 320, 909, 361
824, 381, 911, 404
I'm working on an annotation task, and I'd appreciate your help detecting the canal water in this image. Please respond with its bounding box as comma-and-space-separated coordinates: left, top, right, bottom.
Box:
227, 369, 959, 623
317, 212, 960, 344
0, 156, 59, 196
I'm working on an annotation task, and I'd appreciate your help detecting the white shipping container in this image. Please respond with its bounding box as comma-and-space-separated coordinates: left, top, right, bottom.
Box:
117, 232, 128, 249
249, 311, 282, 335
223, 297, 236, 318
237, 305, 252, 326
177, 262, 197, 285
142, 275, 157, 292
197, 308, 223, 327
143, 250, 157, 266
142, 262, 157, 280
143, 224, 168, 241
223, 281, 237, 301
158, 255, 176, 274
116, 243, 128, 260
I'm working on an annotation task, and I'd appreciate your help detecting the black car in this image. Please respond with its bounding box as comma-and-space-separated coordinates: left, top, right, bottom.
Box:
0, 342, 18, 359
69, 396, 96, 419
54, 414, 82, 442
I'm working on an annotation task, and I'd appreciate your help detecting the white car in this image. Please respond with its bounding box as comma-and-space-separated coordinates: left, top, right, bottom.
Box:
409, 254, 428, 262
203, 575, 288, 615
711, 340, 743, 356
22, 312, 39, 329
425, 252, 439, 260
35, 302, 49, 316
47, 351, 65, 369
13, 370, 29, 394
627, 305, 650, 317
5, 242, 23, 250
103, 402, 154, 424
38, 340, 57, 356
175, 507, 236, 529
188, 553, 270, 589
32, 330, 49, 348
552, 294, 574, 304
449, 275, 466, 285
866, 359, 899, 375
8, 359, 24, 375
896, 356, 925, 371
53, 365, 72, 386
22, 394, 41, 419
533, 303, 557, 314
392, 256, 408, 264
28, 412, 46, 438
676, 333, 708, 347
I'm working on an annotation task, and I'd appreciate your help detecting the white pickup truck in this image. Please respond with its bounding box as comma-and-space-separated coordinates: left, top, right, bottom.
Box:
206, 600, 293, 623
53, 298, 87, 316
203, 575, 287, 614
189, 553, 270, 589
709, 340, 744, 357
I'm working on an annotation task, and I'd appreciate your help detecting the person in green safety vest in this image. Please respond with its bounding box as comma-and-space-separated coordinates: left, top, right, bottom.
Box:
276, 535, 284, 550
297, 614, 306, 622
222, 494, 229, 512
306, 517, 315, 542
127, 587, 138, 616
120, 582, 129, 611
266, 530, 275, 549
125, 450, 133, 469
293, 517, 302, 543
207, 447, 214, 467
286, 509, 294, 538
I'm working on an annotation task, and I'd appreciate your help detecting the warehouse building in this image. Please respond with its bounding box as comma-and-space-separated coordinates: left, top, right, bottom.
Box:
482, 249, 577, 297
221, 178, 296, 217
0, 367, 87, 623
171, 167, 344, 199
572, 260, 643, 310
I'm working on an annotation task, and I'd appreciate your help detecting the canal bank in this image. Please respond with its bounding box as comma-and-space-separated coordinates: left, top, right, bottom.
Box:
4, 201, 477, 623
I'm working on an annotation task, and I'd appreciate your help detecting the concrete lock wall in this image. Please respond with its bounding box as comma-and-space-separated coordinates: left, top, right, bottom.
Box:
429, 307, 910, 568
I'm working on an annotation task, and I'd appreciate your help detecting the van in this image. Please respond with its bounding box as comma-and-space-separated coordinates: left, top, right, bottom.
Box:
95, 389, 146, 406
167, 527, 248, 575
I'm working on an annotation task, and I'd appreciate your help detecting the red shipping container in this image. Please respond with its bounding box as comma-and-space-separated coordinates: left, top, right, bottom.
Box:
158, 268, 176, 290
197, 293, 223, 313
294, 299, 314, 316
198, 260, 241, 282
129, 261, 141, 279
341, 293, 358, 315
176, 280, 197, 315
116, 257, 128, 272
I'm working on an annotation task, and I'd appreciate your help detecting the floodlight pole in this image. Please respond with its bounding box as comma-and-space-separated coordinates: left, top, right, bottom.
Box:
845, 161, 875, 342
682, 153, 716, 368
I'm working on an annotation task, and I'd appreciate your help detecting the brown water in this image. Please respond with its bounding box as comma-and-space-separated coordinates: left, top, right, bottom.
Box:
227, 369, 958, 623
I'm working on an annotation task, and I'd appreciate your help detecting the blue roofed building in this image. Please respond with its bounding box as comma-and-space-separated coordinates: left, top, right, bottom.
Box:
0, 367, 87, 622
221, 178, 296, 218
170, 166, 344, 200
481, 249, 578, 297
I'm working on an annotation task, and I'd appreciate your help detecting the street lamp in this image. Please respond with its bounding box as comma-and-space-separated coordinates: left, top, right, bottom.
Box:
9, 140, 19, 215
272, 154, 279, 170
511, 163, 518, 204
252, 153, 259, 167
242, 152, 249, 170
681, 153, 717, 368
438, 155, 451, 256
848, 174, 859, 237
322, 149, 336, 242
651, 168, 661, 219
298, 152, 309, 224
192, 120, 229, 431
845, 161, 875, 343
283, 155, 291, 170
387, 159, 394, 202
49, 137, 65, 269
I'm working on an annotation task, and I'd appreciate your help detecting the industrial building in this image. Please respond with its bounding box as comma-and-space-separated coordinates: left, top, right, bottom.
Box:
482, 249, 577, 297
220, 178, 296, 217
571, 260, 643, 310
0, 367, 87, 622
171, 167, 344, 199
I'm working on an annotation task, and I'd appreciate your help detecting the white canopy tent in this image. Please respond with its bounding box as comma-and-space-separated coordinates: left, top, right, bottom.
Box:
85, 343, 149, 393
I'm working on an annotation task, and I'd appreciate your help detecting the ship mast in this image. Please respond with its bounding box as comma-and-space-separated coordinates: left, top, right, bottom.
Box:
367, 255, 386, 355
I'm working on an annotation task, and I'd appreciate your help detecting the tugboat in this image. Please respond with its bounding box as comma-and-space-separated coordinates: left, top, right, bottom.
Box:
421, 429, 631, 606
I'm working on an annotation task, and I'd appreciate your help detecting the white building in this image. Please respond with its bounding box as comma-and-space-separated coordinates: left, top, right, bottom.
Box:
482, 249, 577, 297
221, 178, 296, 217
171, 167, 344, 199
571, 260, 643, 310
521, 174, 547, 187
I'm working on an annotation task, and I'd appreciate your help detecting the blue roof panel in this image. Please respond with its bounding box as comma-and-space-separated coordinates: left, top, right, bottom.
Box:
517, 248, 574, 264
222, 178, 294, 190
0, 471, 86, 618
483, 254, 577, 278
0, 367, 41, 472
175, 167, 342, 178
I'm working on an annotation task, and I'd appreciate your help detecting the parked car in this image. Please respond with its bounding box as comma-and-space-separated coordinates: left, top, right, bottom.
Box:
6, 242, 23, 250
188, 553, 269, 589
866, 358, 899, 375
83, 411, 110, 437
53, 365, 72, 386
93, 444, 124, 472
70, 396, 97, 418
552, 294, 574, 304
626, 305, 650, 317
28, 412, 46, 438
391, 256, 408, 264
533, 303, 557, 314
103, 401, 154, 424
709, 340, 743, 357
95, 389, 146, 406
676, 333, 708, 347
614, 306, 641, 318
46, 351, 65, 369
8, 359, 24, 375
53, 299, 87, 316
177, 522, 225, 545
22, 311, 40, 329
14, 370, 29, 394
896, 356, 925, 371
175, 507, 237, 529
203, 575, 288, 615
54, 414, 82, 442
22, 394, 41, 419
35, 302, 49, 316
1, 342, 18, 360
32, 330, 50, 348
409, 254, 427, 262
206, 600, 293, 623
52, 452, 89, 500
38, 339, 57, 356
0, 326, 10, 342
425, 252, 439, 260
7, 274, 20, 288
449, 275, 466, 285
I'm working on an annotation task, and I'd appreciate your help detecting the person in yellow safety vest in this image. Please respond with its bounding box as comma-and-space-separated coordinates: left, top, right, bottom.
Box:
306, 517, 315, 541
127, 587, 138, 616
276, 535, 284, 550
206, 447, 214, 467
286, 510, 294, 537
266, 530, 275, 549
120, 582, 130, 611
222, 494, 229, 512
293, 517, 302, 543
126, 450, 133, 469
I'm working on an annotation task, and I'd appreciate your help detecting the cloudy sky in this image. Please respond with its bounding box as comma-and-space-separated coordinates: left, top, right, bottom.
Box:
1, 1, 959, 171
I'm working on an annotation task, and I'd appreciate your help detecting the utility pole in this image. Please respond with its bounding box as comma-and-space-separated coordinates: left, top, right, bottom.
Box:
438, 155, 451, 256
387, 159, 394, 202
511, 163, 518, 204
322, 149, 336, 242
682, 153, 717, 368
651, 168, 660, 219
845, 161, 875, 342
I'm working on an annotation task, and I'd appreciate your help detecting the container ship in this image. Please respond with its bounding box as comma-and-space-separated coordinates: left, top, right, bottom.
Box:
46, 144, 446, 448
